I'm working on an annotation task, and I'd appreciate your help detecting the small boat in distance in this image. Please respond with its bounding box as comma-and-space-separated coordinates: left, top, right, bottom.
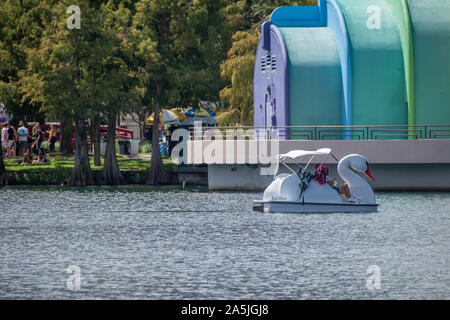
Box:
253, 148, 379, 213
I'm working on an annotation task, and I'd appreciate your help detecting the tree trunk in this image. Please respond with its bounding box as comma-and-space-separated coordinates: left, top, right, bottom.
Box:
147, 82, 169, 186
68, 116, 94, 186
139, 110, 148, 141
92, 115, 101, 167
60, 114, 74, 155
0, 138, 8, 186
103, 112, 124, 185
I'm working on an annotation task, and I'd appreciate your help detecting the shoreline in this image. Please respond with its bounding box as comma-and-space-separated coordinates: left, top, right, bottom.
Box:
1, 155, 210, 186
4, 168, 154, 186
3, 169, 450, 193
1, 154, 174, 185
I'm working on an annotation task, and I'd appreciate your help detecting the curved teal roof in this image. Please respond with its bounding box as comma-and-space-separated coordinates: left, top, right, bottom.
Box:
336, 0, 407, 126
279, 27, 343, 128
407, 0, 450, 125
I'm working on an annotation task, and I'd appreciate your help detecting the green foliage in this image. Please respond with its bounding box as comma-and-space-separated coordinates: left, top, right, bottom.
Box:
129, 0, 233, 109
40, 140, 60, 153
3, 155, 176, 185
16, 0, 133, 121
218, 30, 259, 126
139, 140, 152, 154
0, 0, 52, 121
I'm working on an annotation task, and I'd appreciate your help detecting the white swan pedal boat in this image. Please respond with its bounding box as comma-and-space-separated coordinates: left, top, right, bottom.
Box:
253, 148, 379, 213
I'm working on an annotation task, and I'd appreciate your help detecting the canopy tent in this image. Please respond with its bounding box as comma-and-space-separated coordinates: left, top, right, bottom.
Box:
168, 108, 187, 123
146, 109, 186, 126
179, 116, 216, 126
184, 106, 216, 118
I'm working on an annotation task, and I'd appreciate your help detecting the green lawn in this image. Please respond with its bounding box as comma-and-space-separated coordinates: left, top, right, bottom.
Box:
3, 155, 177, 185
4, 155, 174, 172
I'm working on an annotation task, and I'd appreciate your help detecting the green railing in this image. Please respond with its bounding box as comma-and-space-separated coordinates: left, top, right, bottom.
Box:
189, 125, 450, 140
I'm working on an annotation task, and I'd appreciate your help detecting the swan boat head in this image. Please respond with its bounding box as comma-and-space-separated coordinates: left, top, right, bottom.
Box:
338, 154, 376, 204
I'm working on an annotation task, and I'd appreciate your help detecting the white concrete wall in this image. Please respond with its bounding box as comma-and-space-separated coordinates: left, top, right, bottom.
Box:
208, 163, 450, 191
188, 140, 450, 165
185, 139, 450, 191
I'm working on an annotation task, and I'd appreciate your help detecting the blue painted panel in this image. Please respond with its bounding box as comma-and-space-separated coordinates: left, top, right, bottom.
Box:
271, 0, 327, 27
253, 25, 290, 138
262, 22, 272, 51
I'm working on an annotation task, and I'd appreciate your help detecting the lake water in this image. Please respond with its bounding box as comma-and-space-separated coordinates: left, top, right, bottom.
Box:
0, 186, 449, 300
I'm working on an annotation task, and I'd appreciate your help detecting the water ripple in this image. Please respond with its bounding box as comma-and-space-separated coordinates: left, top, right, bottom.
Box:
0, 186, 449, 299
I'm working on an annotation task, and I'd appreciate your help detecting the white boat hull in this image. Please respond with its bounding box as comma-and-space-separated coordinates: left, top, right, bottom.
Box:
253, 200, 378, 214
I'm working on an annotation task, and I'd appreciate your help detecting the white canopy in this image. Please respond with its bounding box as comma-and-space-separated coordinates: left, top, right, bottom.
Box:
276, 148, 332, 161
146, 109, 182, 125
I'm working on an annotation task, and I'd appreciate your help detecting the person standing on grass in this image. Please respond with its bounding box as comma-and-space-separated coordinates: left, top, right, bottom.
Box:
6, 124, 15, 157
48, 124, 57, 152
17, 121, 31, 156
31, 123, 44, 154
1, 124, 8, 156
14, 125, 20, 156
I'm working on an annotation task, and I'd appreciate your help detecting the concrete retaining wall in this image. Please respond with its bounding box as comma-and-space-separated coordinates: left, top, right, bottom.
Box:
208, 163, 450, 191
186, 139, 450, 191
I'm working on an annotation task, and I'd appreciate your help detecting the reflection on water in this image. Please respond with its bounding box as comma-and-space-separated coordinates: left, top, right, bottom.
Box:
0, 186, 449, 299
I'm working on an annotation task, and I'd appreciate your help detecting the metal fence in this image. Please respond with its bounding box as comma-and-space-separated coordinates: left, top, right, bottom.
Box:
188, 125, 450, 140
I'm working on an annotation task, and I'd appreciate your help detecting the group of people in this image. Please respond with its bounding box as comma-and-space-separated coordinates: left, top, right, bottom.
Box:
1, 122, 58, 165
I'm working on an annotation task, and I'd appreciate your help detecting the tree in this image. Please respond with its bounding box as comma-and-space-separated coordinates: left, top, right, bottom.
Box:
0, 0, 51, 124
102, 111, 124, 185
17, 0, 137, 186
0, 0, 75, 157
19, 1, 110, 185
218, 30, 259, 126
0, 0, 74, 154
130, 0, 176, 186
91, 115, 102, 166
68, 116, 94, 186
59, 114, 74, 155
100, 0, 136, 185
131, 0, 234, 185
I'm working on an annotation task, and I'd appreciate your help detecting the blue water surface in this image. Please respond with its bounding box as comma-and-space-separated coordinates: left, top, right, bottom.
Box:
0, 186, 448, 299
